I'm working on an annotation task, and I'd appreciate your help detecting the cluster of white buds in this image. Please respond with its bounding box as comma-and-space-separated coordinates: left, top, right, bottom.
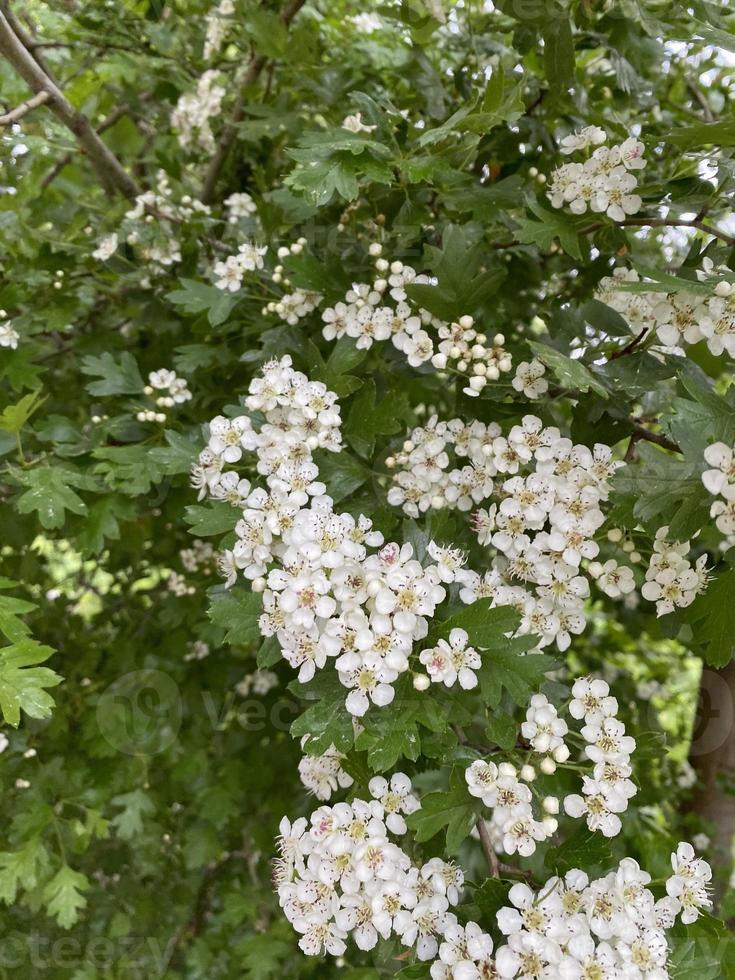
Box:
179, 538, 215, 574
184, 639, 210, 661
641, 526, 708, 616
276, 777, 467, 961
596, 266, 735, 359
192, 356, 454, 717
466, 679, 637, 856
203, 0, 235, 60
467, 758, 558, 857
0, 311, 19, 349
548, 127, 646, 221
387, 414, 623, 650
224, 191, 257, 223
297, 741, 353, 801
265, 287, 322, 325
236, 668, 278, 696
213, 242, 268, 292
489, 847, 711, 979
431, 315, 513, 397
108, 172, 210, 270
562, 677, 637, 837
171, 69, 225, 152
166, 571, 195, 597
702, 441, 735, 536
144, 368, 192, 407
320, 245, 442, 368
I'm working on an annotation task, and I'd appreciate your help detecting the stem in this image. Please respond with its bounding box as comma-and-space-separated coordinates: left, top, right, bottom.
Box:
0, 88, 48, 124
475, 817, 500, 878
0, 11, 138, 197
200, 0, 308, 203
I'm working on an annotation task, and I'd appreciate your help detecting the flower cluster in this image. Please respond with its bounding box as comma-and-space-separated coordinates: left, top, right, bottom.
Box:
387, 414, 623, 650
562, 677, 637, 837
641, 526, 708, 616
491, 847, 711, 978
203, 0, 234, 60
136, 368, 192, 422
548, 127, 646, 221
276, 778, 467, 961
596, 266, 735, 359
702, 441, 735, 537
179, 538, 215, 574
94, 171, 210, 271
224, 191, 256, 224
319, 246, 513, 395
193, 355, 452, 716
236, 668, 278, 696
297, 742, 353, 801
171, 69, 225, 152
0, 312, 19, 350
466, 679, 637, 856
265, 286, 322, 325
213, 241, 267, 291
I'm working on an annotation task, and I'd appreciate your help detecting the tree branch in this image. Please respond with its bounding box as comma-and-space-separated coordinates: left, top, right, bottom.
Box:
0, 11, 138, 198
627, 417, 681, 454
40, 103, 130, 190
0, 88, 48, 125
475, 817, 500, 878
200, 0, 308, 204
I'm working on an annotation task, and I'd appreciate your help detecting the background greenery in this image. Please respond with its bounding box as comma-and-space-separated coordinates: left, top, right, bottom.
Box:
0, 0, 735, 976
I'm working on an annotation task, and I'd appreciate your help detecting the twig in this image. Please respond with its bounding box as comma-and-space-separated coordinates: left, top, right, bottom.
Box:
475, 817, 500, 878
201, 0, 307, 203
627, 417, 681, 454
0, 11, 138, 197
40, 103, 130, 190
0, 88, 48, 125
608, 327, 648, 360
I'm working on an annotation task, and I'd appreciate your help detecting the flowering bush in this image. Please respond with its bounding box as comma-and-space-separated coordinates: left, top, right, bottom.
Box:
0, 0, 734, 976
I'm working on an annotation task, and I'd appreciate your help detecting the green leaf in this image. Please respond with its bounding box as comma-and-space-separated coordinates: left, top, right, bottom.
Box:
683, 568, 735, 667
545, 828, 613, 877
406, 770, 477, 853
527, 340, 609, 398
515, 201, 584, 260
0, 389, 46, 434
184, 502, 239, 536
15, 466, 88, 529
290, 673, 355, 755
485, 712, 517, 751
110, 790, 155, 841
0, 638, 61, 726
75, 495, 134, 555
80, 352, 143, 396
544, 19, 575, 94
666, 119, 735, 150
345, 380, 409, 458
0, 839, 48, 904
42, 865, 89, 929
208, 590, 263, 647
166, 278, 241, 327
313, 450, 371, 503
610, 442, 708, 539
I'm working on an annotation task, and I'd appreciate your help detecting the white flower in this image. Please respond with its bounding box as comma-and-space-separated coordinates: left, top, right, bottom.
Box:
369, 772, 420, 835
92, 232, 118, 260
0, 320, 20, 350
512, 359, 548, 400
419, 628, 481, 690
342, 112, 377, 133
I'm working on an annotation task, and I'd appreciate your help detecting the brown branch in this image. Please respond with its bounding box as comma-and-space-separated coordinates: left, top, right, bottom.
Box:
200, 0, 307, 204
0, 0, 56, 80
475, 817, 500, 878
627, 417, 681, 454
608, 327, 648, 360
40, 103, 130, 190
0, 11, 138, 198
0, 88, 48, 125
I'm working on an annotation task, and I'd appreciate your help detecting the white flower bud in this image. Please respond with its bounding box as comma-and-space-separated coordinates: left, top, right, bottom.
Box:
607, 527, 623, 543
369, 242, 383, 256
459, 314, 474, 329
375, 258, 389, 272
432, 353, 448, 370
469, 376, 486, 391
413, 674, 430, 691
715, 281, 732, 297
520, 764, 536, 782
553, 743, 570, 763
542, 796, 559, 814
251, 576, 266, 593
540, 757, 557, 775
